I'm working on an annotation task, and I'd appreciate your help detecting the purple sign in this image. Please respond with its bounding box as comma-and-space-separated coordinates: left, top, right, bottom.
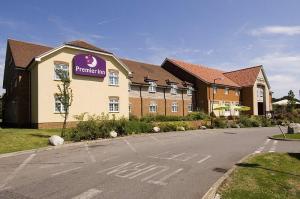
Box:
73, 54, 106, 77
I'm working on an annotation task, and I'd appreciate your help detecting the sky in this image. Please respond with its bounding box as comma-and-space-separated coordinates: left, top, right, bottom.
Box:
0, 0, 300, 98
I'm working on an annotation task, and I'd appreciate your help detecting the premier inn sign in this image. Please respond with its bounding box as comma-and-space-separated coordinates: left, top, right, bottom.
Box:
73, 54, 106, 77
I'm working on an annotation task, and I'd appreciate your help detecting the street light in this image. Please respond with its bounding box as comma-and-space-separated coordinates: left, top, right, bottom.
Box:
211, 77, 224, 128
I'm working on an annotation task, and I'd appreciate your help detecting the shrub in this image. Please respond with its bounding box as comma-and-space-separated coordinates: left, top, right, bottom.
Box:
158, 121, 189, 132
186, 112, 209, 120
124, 121, 153, 134
213, 117, 227, 128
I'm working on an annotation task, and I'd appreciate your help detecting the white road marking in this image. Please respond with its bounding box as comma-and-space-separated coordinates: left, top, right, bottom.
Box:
197, 155, 211, 164
269, 140, 278, 152
141, 166, 169, 182
102, 155, 119, 162
0, 153, 36, 190
97, 162, 133, 174
150, 136, 162, 143
147, 168, 184, 186
149, 151, 170, 159
123, 138, 137, 153
178, 154, 198, 161
167, 153, 185, 160
85, 144, 96, 163
52, 167, 81, 176
72, 188, 102, 199
254, 139, 271, 154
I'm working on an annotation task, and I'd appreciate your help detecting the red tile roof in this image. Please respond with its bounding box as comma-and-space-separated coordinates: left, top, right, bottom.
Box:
224, 66, 262, 87
8, 39, 53, 68
121, 58, 188, 88
167, 58, 241, 87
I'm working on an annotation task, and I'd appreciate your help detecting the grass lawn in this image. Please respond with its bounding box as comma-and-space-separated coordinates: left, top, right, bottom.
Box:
273, 133, 300, 140
0, 128, 61, 154
219, 153, 300, 199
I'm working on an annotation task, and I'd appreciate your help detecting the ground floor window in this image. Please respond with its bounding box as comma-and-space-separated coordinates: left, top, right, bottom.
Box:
109, 97, 119, 112
172, 102, 178, 112
149, 102, 157, 113
129, 103, 132, 113
188, 103, 193, 112
54, 95, 65, 113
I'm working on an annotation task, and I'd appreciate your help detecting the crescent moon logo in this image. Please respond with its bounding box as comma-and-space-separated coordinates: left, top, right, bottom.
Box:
87, 56, 97, 68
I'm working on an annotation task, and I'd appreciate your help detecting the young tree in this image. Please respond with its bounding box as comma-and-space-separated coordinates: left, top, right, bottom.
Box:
287, 90, 296, 112
55, 68, 73, 137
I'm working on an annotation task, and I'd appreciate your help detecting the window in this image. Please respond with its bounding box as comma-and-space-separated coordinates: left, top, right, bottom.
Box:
224, 88, 229, 95
188, 103, 193, 112
109, 98, 119, 112
128, 83, 131, 92
235, 89, 240, 96
149, 102, 157, 113
109, 71, 119, 86
170, 84, 178, 95
187, 86, 193, 96
54, 63, 69, 80
129, 103, 132, 113
213, 86, 217, 94
54, 96, 66, 113
148, 81, 157, 93
171, 102, 178, 112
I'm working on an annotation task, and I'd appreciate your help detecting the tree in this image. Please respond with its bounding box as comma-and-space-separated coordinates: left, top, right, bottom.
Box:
287, 90, 296, 112
55, 68, 73, 137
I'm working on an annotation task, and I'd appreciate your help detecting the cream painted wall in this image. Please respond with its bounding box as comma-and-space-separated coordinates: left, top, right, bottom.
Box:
31, 47, 130, 123
253, 69, 271, 115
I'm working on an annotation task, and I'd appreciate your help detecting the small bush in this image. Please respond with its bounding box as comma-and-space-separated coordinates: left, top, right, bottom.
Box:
158, 121, 189, 132
213, 117, 227, 128
186, 112, 209, 120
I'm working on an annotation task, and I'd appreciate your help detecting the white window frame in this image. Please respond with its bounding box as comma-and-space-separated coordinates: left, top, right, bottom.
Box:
149, 102, 157, 113
54, 63, 69, 80
171, 102, 178, 112
235, 89, 240, 96
54, 95, 66, 113
224, 87, 229, 95
129, 103, 132, 113
213, 86, 217, 94
109, 71, 119, 86
188, 103, 193, 112
148, 81, 157, 93
170, 84, 178, 95
187, 86, 193, 96
109, 97, 119, 113
128, 83, 131, 92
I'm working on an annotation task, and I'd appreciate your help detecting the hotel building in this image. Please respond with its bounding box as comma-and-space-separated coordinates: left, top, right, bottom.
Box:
2, 39, 272, 128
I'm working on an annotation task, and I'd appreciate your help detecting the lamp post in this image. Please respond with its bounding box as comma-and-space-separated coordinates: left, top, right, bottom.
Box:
211, 77, 223, 128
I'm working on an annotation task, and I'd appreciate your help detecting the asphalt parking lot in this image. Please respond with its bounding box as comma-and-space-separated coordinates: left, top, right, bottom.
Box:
0, 127, 299, 199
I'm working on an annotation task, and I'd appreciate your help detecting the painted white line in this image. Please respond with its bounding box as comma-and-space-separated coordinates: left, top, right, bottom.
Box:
52, 167, 81, 176
254, 139, 271, 154
197, 155, 211, 164
72, 188, 102, 199
141, 166, 169, 182
167, 153, 185, 160
178, 154, 198, 162
123, 138, 137, 153
85, 144, 96, 163
148, 168, 184, 186
0, 154, 36, 190
97, 162, 133, 174
269, 140, 278, 153
149, 151, 170, 159
102, 155, 119, 162
150, 136, 161, 143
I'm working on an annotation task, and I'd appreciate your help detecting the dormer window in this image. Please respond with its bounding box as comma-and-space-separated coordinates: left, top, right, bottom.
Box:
148, 81, 157, 93
187, 86, 193, 96
170, 84, 177, 95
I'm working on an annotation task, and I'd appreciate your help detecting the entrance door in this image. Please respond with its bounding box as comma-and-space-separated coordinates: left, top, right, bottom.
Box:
258, 102, 264, 115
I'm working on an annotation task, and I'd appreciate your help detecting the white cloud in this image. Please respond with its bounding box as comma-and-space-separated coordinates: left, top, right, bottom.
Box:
250, 26, 300, 36
0, 18, 17, 28
97, 18, 119, 25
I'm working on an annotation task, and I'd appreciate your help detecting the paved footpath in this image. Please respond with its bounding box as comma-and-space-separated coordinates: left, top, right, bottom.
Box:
0, 127, 299, 199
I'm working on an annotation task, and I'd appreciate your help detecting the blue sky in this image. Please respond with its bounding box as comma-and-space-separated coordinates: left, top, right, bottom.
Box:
1, 0, 300, 98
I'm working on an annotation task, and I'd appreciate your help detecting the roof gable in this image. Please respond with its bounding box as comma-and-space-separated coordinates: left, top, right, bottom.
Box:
166, 58, 240, 87
65, 40, 112, 55
8, 39, 53, 68
223, 66, 262, 87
